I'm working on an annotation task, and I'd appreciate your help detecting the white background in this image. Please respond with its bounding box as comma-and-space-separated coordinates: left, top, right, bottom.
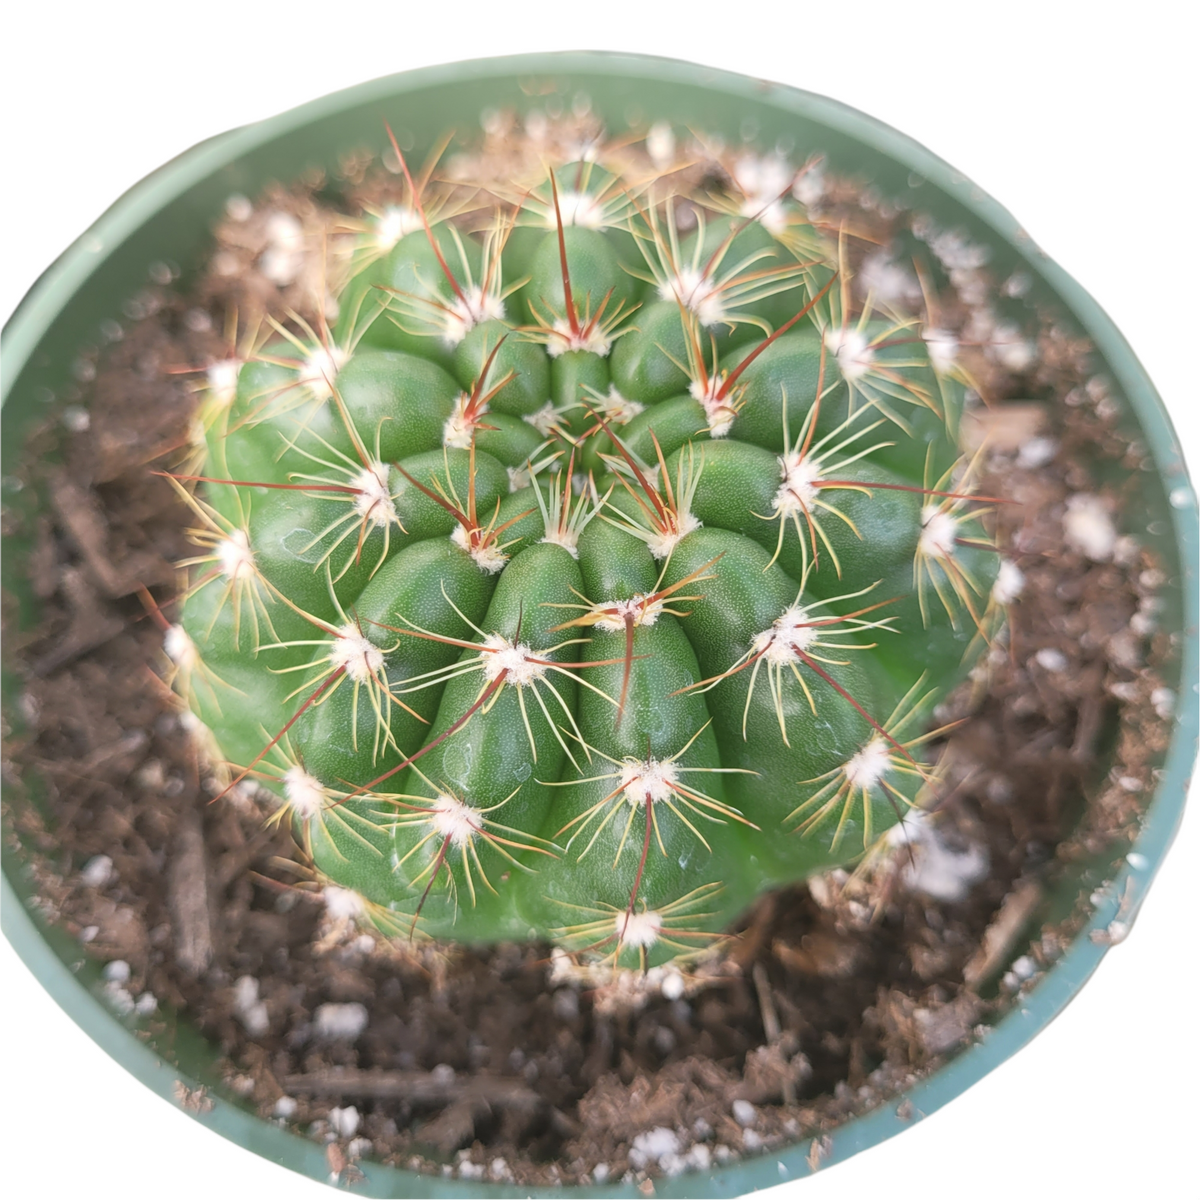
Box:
2, 3, 1197, 1198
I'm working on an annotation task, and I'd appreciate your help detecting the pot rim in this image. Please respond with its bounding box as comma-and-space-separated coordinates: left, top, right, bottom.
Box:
3, 49, 1197, 1199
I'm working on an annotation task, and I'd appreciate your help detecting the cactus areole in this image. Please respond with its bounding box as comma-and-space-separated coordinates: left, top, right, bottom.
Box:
172, 129, 1004, 968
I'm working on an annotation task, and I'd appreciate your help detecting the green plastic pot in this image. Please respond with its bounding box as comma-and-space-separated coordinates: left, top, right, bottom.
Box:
3, 51, 1196, 1198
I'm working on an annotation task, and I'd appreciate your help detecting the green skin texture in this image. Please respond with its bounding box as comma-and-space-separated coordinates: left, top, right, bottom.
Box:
177, 180, 998, 967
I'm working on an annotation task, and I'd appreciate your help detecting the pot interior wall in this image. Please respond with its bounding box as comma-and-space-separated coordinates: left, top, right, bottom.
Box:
3, 52, 1196, 1199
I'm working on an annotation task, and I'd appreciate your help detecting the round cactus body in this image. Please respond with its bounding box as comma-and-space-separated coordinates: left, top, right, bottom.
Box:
172, 131, 1001, 967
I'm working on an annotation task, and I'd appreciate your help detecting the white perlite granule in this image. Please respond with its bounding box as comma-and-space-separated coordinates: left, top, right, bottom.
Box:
1016, 436, 1058, 468
893, 811, 989, 902
314, 1002, 369, 1041
629, 1127, 682, 1169
80, 854, 114, 887
660, 969, 686, 1001
1063, 493, 1117, 561
1034, 647, 1069, 673
732, 1099, 758, 1127
328, 1106, 360, 1139
233, 975, 270, 1037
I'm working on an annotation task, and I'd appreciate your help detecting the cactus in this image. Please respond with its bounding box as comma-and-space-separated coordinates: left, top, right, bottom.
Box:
168, 124, 1001, 969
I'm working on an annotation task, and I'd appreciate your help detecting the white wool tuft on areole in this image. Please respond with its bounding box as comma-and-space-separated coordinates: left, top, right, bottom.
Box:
824, 326, 875, 380
206, 358, 241, 407
773, 453, 822, 513
646, 121, 676, 169
217, 528, 256, 580
300, 345, 348, 402
283, 766, 330, 819
547, 318, 612, 358
544, 189, 606, 229
615, 908, 663, 948
687, 375, 737, 438
429, 793, 484, 847
744, 196, 788, 235
450, 524, 509, 573
842, 738, 892, 790
658, 267, 727, 328
540, 527, 581, 558
480, 634, 549, 688
163, 624, 197, 670
443, 394, 483, 449
751, 604, 816, 665
523, 401, 563, 438
732, 153, 793, 236
375, 205, 422, 250
507, 464, 533, 492
351, 462, 397, 527
919, 505, 959, 559
442, 286, 505, 347
328, 625, 385, 682
644, 510, 702, 560
618, 757, 681, 806
593, 594, 665, 633
594, 385, 644, 426
923, 327, 959, 374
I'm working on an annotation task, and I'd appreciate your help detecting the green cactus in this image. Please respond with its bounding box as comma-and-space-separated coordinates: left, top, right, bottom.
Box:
168, 127, 1002, 969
